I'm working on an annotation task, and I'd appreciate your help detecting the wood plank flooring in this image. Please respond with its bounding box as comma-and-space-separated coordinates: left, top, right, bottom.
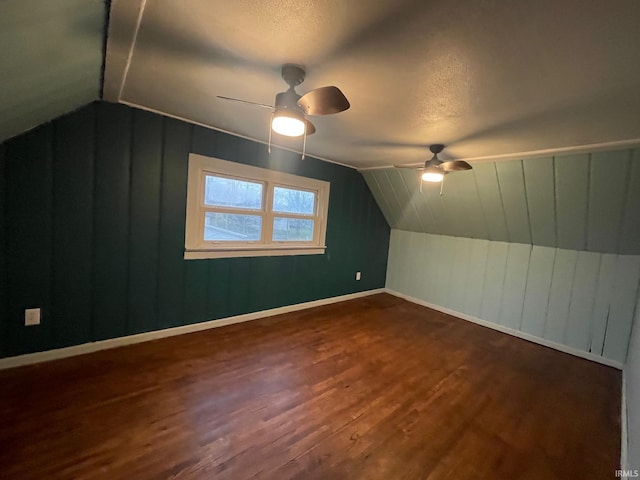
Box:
0, 294, 621, 479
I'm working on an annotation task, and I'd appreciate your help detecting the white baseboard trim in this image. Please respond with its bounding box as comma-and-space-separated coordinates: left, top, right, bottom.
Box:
0, 288, 385, 371
622, 367, 628, 470
385, 288, 624, 370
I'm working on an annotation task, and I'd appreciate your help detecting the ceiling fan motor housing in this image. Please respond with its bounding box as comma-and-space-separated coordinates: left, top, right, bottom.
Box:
275, 89, 305, 118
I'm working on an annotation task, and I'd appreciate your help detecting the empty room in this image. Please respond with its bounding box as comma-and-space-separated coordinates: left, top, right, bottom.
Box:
1, 0, 640, 478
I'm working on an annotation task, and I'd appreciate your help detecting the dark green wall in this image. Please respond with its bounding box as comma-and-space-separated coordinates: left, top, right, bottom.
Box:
0, 101, 390, 358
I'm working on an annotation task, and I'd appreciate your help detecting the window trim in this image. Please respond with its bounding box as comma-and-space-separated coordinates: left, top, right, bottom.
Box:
185, 153, 330, 259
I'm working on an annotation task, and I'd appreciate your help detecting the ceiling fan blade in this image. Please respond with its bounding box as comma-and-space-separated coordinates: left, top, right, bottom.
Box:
297, 86, 350, 115
217, 96, 274, 109
440, 160, 472, 171
305, 120, 316, 136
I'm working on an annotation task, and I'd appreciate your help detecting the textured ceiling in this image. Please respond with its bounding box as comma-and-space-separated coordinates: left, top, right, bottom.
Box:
362, 148, 640, 254
0, 0, 105, 143
104, 0, 640, 168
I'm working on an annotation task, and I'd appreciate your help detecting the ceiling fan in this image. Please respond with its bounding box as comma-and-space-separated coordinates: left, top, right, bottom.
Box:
217, 64, 350, 158
394, 144, 472, 194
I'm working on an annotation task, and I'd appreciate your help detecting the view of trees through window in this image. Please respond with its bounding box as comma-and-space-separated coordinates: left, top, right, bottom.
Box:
203, 175, 317, 242
273, 186, 315, 215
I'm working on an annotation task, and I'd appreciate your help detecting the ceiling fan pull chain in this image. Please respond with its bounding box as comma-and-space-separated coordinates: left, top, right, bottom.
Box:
419, 174, 423, 193
301, 128, 307, 160
268, 113, 273, 154
440, 176, 444, 196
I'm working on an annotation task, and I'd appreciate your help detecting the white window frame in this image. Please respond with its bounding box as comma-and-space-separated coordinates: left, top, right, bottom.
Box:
185, 153, 330, 259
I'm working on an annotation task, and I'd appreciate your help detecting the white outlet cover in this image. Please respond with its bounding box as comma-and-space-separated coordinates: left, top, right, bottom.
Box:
356, 271, 361, 280
25, 308, 41, 326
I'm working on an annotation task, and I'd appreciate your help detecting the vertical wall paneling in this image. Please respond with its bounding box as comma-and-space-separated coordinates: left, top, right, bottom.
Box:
4, 126, 54, 356
564, 251, 600, 350
448, 237, 472, 313
434, 236, 455, 307
590, 254, 618, 355
386, 231, 638, 361
423, 233, 442, 302
157, 118, 191, 329
588, 150, 629, 253
423, 184, 456, 237
555, 154, 589, 251
379, 170, 409, 230
385, 230, 401, 290
619, 149, 640, 255
419, 180, 452, 236
394, 230, 414, 296
521, 246, 556, 336
603, 256, 640, 362
365, 149, 640, 255
366, 190, 391, 290
461, 238, 490, 317
447, 171, 488, 240
544, 249, 578, 343
435, 176, 466, 239
127, 110, 163, 334
0, 102, 390, 359
480, 241, 509, 324
206, 258, 231, 320
52, 108, 95, 348
387, 170, 424, 232
472, 163, 509, 241
403, 230, 423, 299
495, 161, 532, 244
93, 103, 132, 340
363, 171, 395, 228
0, 144, 5, 356
522, 157, 556, 247
499, 243, 531, 329
413, 232, 431, 300
183, 260, 209, 324
399, 169, 438, 233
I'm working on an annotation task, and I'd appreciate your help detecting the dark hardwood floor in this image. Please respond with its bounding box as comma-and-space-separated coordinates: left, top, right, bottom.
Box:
0, 294, 621, 479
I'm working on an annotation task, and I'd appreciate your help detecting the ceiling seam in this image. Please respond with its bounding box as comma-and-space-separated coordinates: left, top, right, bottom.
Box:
99, 0, 112, 100
616, 150, 634, 255
584, 153, 592, 252
118, 0, 148, 102
552, 156, 559, 249
471, 169, 491, 240
519, 159, 534, 244
541, 247, 559, 340
493, 163, 511, 243
587, 254, 604, 353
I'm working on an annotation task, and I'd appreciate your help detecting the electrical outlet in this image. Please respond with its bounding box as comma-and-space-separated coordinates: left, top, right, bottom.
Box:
25, 308, 41, 326
355, 271, 361, 281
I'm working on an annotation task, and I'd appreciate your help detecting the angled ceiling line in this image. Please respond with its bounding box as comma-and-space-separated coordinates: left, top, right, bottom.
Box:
117, 0, 148, 102
357, 138, 640, 171
118, 99, 358, 170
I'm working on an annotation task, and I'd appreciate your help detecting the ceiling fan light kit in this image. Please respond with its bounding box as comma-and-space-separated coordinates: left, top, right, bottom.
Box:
218, 64, 350, 159
421, 167, 445, 183
271, 110, 306, 137
395, 144, 473, 195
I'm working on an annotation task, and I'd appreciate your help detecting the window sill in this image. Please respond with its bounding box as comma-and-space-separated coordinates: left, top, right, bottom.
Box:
184, 245, 327, 260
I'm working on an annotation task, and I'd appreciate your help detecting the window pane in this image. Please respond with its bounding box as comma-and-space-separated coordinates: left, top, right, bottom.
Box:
272, 217, 314, 242
204, 175, 263, 209
204, 212, 262, 241
273, 186, 315, 215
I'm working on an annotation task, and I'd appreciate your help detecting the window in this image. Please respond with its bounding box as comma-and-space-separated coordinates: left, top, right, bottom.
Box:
185, 154, 330, 259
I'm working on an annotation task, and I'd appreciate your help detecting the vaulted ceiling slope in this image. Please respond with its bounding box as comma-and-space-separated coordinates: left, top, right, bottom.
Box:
363, 148, 640, 255
104, 0, 640, 168
0, 0, 105, 143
